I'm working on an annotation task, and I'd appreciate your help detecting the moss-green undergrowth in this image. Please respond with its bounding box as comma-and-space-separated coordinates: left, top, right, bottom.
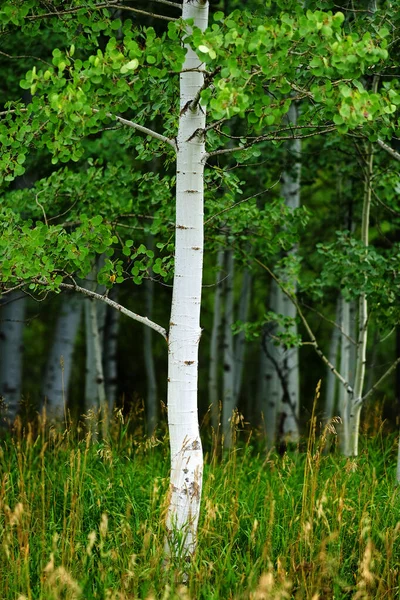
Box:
0, 420, 399, 599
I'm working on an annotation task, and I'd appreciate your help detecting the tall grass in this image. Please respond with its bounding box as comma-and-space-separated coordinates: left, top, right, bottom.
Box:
0, 413, 399, 599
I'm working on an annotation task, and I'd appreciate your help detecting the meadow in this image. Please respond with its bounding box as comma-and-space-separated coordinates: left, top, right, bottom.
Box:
0, 413, 399, 600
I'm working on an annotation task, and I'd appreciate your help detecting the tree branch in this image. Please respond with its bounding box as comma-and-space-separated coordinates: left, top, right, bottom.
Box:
204, 178, 280, 225
25, 1, 176, 22
361, 357, 400, 405
59, 282, 168, 341
92, 109, 177, 150
377, 138, 400, 162
110, 3, 176, 21
207, 127, 336, 158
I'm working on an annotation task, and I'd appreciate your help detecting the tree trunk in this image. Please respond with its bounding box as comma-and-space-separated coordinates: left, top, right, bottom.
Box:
84, 264, 107, 436
347, 144, 373, 456
260, 282, 280, 449
208, 248, 225, 432
165, 0, 209, 561
234, 268, 252, 405
222, 248, 236, 448
0, 292, 26, 426
42, 293, 81, 422
324, 297, 340, 426
279, 102, 301, 443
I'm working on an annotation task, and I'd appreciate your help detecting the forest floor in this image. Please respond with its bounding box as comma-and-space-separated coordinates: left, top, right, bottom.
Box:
0, 415, 399, 600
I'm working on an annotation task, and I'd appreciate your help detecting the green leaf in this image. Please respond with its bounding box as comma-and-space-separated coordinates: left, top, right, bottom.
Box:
120, 59, 139, 73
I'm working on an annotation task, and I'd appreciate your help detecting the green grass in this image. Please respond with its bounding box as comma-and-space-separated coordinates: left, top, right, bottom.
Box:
0, 417, 399, 599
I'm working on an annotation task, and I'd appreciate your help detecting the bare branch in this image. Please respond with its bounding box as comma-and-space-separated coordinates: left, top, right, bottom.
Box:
0, 50, 51, 66
207, 127, 336, 158
92, 109, 176, 150
110, 3, 176, 21
60, 282, 168, 341
361, 357, 400, 404
377, 138, 400, 162
25, 1, 176, 22
204, 178, 280, 225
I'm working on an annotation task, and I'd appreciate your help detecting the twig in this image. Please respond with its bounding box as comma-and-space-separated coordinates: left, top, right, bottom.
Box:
92, 109, 177, 150
25, 1, 176, 22
207, 127, 336, 158
204, 178, 280, 225
0, 50, 51, 66
35, 190, 48, 226
361, 357, 400, 404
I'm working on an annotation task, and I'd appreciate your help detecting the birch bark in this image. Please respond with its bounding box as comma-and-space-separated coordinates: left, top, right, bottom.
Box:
324, 297, 340, 426
347, 145, 373, 456
0, 292, 26, 426
165, 0, 209, 560
42, 293, 81, 421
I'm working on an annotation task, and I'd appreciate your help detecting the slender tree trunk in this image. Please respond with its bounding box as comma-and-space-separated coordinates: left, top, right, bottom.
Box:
0, 293, 26, 426
144, 275, 158, 435
347, 144, 373, 456
42, 293, 81, 421
260, 282, 280, 449
209, 248, 224, 432
84, 264, 107, 436
275, 101, 301, 443
324, 297, 340, 425
165, 0, 209, 561
234, 268, 252, 405
222, 249, 236, 447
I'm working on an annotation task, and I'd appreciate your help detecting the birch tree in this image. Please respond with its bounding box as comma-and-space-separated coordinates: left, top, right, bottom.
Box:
1, 0, 397, 559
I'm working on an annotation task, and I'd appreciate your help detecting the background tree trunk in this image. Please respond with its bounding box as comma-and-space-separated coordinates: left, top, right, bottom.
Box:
42, 293, 82, 422
0, 292, 26, 426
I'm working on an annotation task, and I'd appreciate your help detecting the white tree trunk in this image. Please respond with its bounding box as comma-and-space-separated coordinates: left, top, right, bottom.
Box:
42, 293, 82, 421
234, 268, 252, 405
260, 282, 280, 449
324, 297, 340, 425
165, 0, 208, 561
222, 249, 236, 448
0, 293, 26, 426
347, 146, 373, 456
144, 276, 158, 435
269, 102, 301, 444
84, 264, 107, 435
208, 248, 225, 432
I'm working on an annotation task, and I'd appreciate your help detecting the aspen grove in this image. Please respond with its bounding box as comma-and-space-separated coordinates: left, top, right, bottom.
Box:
1, 0, 400, 586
